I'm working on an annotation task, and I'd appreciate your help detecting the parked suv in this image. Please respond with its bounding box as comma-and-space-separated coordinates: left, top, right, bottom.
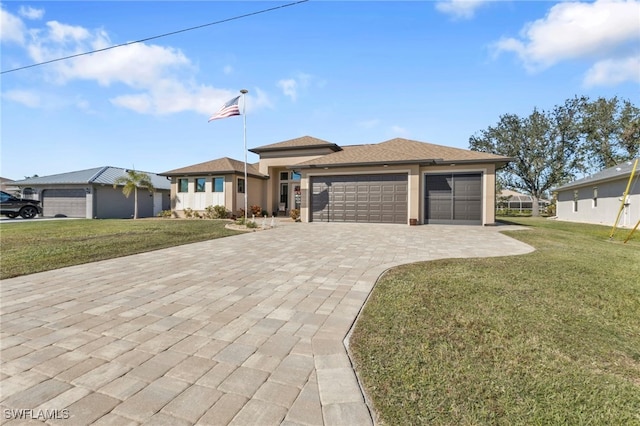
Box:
0, 191, 42, 219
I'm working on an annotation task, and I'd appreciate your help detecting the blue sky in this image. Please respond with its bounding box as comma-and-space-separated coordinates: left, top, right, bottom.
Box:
1, 0, 639, 180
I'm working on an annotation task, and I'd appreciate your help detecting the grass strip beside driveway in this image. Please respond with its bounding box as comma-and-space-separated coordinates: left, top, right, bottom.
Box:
350, 218, 640, 425
0, 219, 241, 279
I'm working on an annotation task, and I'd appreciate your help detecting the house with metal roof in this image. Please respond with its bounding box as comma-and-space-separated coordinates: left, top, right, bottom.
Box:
12, 167, 171, 219
553, 159, 640, 228
161, 136, 511, 225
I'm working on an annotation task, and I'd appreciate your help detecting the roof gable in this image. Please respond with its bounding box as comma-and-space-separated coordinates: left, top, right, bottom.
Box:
160, 157, 266, 178
249, 136, 341, 153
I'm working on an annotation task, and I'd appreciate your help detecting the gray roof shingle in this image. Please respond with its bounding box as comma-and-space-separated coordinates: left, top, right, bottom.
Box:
249, 136, 341, 153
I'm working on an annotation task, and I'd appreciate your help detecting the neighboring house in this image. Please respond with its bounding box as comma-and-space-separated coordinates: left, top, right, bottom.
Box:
553, 159, 640, 228
498, 189, 551, 214
162, 136, 511, 225
12, 167, 171, 219
0, 177, 20, 195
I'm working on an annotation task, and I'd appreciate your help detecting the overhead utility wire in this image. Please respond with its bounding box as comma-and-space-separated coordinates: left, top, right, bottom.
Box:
1, 0, 309, 75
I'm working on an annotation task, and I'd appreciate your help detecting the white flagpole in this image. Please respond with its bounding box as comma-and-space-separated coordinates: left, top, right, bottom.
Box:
240, 89, 248, 222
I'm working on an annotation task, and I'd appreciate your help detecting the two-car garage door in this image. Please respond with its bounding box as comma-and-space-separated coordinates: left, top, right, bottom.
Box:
311, 174, 408, 224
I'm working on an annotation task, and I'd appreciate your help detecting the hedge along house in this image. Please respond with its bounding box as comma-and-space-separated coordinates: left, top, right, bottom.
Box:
553, 159, 640, 228
12, 167, 171, 219
162, 136, 511, 225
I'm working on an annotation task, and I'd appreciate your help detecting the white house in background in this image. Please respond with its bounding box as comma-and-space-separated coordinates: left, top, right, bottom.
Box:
553, 159, 640, 228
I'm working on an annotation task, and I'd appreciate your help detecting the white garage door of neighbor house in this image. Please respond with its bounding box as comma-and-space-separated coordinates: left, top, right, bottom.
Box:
42, 189, 86, 218
311, 174, 408, 224
425, 173, 482, 225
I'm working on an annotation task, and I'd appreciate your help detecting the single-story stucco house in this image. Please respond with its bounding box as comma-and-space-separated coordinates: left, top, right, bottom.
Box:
161, 136, 511, 225
12, 167, 171, 219
553, 159, 640, 228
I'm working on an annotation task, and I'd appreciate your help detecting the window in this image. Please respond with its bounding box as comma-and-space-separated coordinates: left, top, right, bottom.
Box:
573, 190, 579, 212
593, 187, 598, 208
195, 178, 206, 192
291, 171, 301, 181
178, 178, 188, 193
213, 177, 224, 192
280, 172, 289, 181
238, 178, 245, 194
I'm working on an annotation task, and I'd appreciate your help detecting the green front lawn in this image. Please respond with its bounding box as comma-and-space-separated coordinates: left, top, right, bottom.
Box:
350, 218, 640, 425
0, 219, 240, 279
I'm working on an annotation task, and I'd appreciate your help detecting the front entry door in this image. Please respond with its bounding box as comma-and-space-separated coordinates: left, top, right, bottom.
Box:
280, 183, 289, 210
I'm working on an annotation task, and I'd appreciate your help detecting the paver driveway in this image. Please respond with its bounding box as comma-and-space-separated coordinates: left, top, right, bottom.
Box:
1, 222, 533, 425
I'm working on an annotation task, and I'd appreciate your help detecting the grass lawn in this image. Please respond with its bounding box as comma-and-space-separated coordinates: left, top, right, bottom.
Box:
0, 219, 241, 279
350, 218, 640, 425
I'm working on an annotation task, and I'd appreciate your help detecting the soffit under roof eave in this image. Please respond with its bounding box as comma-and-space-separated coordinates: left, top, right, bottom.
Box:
249, 144, 342, 154
159, 170, 268, 179
287, 159, 442, 170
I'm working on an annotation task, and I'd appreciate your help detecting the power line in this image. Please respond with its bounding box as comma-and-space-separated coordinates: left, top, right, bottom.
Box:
1, 0, 309, 75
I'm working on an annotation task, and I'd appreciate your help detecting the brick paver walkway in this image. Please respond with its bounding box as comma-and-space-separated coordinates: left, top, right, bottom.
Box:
0, 222, 533, 425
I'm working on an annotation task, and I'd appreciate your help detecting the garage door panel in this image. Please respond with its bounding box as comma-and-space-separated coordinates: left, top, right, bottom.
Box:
311, 174, 407, 224
42, 189, 86, 218
425, 174, 482, 225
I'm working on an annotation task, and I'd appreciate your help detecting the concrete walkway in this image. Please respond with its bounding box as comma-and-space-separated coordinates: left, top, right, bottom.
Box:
0, 223, 533, 425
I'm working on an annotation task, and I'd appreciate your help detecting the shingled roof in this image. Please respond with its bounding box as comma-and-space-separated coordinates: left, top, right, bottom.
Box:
292, 138, 511, 168
249, 136, 341, 154
160, 157, 267, 179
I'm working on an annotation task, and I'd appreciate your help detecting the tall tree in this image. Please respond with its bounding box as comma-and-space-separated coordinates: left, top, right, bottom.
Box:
113, 170, 155, 219
469, 104, 581, 216
581, 96, 640, 171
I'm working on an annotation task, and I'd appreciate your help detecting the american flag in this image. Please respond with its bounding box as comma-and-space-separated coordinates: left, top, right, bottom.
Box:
208, 96, 241, 122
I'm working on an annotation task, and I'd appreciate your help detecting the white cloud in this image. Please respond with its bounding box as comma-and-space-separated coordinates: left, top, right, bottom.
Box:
277, 78, 298, 101
1, 6, 26, 45
19, 6, 44, 20
223, 65, 233, 75
435, 0, 490, 20
3, 89, 40, 107
1, 6, 273, 117
584, 55, 640, 87
493, 0, 640, 73
277, 72, 318, 102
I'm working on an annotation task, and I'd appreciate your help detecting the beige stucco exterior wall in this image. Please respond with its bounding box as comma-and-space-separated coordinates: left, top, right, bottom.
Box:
299, 162, 499, 225
420, 163, 497, 225
299, 164, 418, 224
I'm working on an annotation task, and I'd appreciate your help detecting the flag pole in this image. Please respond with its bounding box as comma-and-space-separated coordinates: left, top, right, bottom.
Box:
240, 89, 248, 222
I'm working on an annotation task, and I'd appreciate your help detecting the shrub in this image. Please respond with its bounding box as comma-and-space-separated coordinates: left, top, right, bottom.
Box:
250, 205, 262, 216
290, 208, 300, 221
157, 210, 173, 218
204, 205, 228, 219
183, 208, 195, 218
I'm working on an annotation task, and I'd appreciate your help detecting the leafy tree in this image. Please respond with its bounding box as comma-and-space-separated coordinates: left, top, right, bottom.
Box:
469, 100, 583, 216
113, 169, 155, 219
581, 96, 640, 171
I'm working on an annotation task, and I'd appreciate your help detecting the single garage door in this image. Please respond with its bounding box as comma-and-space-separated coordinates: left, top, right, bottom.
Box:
42, 189, 86, 218
311, 174, 408, 224
425, 173, 482, 225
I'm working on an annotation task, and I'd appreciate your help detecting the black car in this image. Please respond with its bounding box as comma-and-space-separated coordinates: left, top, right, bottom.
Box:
0, 191, 42, 219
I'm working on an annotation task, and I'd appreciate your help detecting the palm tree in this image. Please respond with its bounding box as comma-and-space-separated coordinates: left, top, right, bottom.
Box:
113, 169, 155, 219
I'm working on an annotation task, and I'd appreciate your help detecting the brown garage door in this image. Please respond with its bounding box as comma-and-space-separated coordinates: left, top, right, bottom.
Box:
42, 189, 86, 218
425, 173, 482, 225
311, 174, 408, 224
